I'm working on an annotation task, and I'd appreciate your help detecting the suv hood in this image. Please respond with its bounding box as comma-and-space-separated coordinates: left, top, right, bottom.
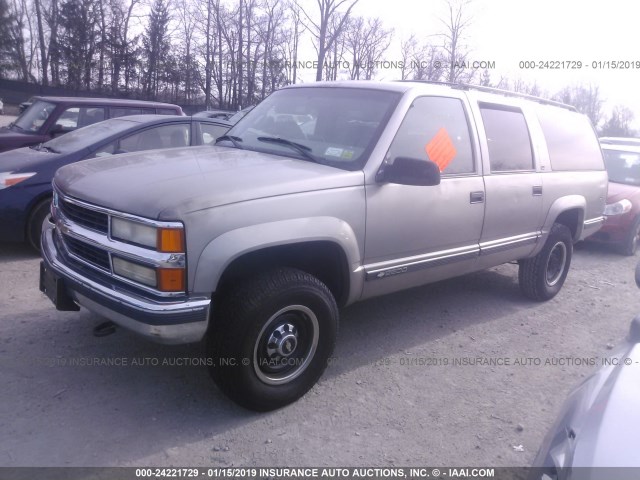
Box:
54, 146, 364, 219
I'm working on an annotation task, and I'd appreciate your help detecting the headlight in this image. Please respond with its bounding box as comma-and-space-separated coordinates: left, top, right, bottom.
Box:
111, 217, 157, 248
111, 217, 185, 252
604, 199, 633, 216
112, 257, 186, 292
112, 257, 157, 287
0, 171, 36, 189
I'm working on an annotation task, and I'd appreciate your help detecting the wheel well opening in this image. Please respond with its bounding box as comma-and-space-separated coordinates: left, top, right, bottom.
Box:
216, 241, 350, 307
554, 209, 581, 241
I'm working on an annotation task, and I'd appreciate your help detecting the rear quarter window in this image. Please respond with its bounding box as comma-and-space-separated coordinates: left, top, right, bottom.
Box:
157, 107, 180, 115
536, 105, 604, 171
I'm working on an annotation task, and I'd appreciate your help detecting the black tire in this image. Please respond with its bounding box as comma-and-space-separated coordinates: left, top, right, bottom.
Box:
27, 198, 52, 252
519, 223, 573, 301
621, 217, 640, 256
208, 267, 338, 411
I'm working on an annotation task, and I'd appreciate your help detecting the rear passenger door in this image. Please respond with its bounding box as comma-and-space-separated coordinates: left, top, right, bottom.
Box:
472, 101, 544, 266
363, 95, 485, 298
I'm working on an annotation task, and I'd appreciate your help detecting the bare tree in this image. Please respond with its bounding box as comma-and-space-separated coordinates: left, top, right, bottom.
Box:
281, 0, 305, 84
297, 0, 359, 81
399, 35, 444, 82
343, 16, 391, 80
600, 105, 636, 137
439, 0, 475, 83
553, 84, 604, 128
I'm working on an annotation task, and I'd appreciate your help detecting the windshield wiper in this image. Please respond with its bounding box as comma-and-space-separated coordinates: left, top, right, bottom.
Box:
215, 135, 244, 149
32, 144, 59, 153
10, 123, 25, 132
257, 136, 319, 163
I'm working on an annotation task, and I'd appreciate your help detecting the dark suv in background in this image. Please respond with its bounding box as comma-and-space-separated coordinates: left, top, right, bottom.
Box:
0, 97, 183, 153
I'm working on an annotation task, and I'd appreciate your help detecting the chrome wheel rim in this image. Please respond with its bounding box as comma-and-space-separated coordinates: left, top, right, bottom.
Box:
253, 305, 319, 385
546, 242, 567, 286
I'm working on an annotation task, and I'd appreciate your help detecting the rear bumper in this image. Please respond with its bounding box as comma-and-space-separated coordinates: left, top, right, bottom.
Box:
40, 218, 211, 344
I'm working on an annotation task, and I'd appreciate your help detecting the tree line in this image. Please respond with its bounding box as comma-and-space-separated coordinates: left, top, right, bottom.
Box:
0, 0, 636, 135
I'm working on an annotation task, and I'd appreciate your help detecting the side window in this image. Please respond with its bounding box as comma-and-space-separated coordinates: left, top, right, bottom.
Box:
90, 142, 117, 158
119, 124, 190, 153
157, 108, 178, 115
199, 122, 230, 145
110, 107, 143, 118
54, 107, 80, 130
536, 105, 604, 171
78, 107, 106, 127
479, 104, 534, 172
386, 96, 475, 175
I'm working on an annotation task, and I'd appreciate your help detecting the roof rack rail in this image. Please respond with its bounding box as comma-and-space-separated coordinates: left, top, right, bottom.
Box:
396, 80, 577, 112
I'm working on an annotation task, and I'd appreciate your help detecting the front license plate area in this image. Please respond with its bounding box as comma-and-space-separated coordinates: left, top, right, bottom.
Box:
39, 261, 80, 311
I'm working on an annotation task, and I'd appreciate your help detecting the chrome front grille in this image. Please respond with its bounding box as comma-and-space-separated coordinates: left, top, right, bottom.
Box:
63, 234, 111, 271
58, 197, 109, 233
52, 186, 186, 298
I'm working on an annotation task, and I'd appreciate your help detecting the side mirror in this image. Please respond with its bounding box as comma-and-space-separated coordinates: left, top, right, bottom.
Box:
376, 157, 441, 186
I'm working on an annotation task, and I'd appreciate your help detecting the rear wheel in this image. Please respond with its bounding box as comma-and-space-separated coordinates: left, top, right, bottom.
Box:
519, 223, 573, 301
208, 267, 338, 411
27, 198, 52, 252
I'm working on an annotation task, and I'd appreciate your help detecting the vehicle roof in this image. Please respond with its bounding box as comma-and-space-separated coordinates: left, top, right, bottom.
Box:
284, 80, 576, 111
31, 96, 180, 108
98, 114, 231, 125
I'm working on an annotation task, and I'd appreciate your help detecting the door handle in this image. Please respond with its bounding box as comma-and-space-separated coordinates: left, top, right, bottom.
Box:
470, 191, 484, 204
533, 185, 543, 196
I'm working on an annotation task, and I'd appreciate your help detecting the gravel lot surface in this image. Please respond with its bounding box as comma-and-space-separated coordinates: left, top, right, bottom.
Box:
0, 238, 638, 468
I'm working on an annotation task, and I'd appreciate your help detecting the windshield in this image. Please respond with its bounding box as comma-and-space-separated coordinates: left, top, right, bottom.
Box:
43, 117, 137, 153
603, 149, 640, 186
14, 100, 56, 133
224, 87, 401, 170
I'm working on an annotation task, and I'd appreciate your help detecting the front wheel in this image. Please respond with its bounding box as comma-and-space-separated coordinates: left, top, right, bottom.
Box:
519, 223, 573, 301
208, 268, 338, 411
27, 198, 52, 252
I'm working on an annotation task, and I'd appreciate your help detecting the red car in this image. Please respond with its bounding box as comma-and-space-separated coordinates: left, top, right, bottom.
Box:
589, 143, 640, 255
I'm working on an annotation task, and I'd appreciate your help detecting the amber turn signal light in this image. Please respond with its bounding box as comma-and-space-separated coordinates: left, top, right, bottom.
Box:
158, 228, 185, 253
157, 268, 185, 292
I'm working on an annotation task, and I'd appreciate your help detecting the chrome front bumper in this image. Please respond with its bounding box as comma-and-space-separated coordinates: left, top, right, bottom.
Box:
40, 218, 211, 344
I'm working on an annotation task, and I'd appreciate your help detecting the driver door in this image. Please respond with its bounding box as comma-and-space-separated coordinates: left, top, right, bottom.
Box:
362, 95, 485, 299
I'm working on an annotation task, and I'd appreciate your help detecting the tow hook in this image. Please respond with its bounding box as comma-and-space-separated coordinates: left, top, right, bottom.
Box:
93, 321, 117, 337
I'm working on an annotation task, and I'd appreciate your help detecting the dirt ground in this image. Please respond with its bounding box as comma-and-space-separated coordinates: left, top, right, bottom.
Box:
0, 237, 638, 468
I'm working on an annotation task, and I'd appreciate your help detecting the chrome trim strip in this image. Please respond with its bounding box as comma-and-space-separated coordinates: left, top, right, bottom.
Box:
364, 232, 541, 281
584, 216, 605, 226
479, 232, 540, 255
364, 245, 480, 281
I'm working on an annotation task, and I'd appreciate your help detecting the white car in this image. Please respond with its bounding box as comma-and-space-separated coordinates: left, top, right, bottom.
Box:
0, 98, 4, 115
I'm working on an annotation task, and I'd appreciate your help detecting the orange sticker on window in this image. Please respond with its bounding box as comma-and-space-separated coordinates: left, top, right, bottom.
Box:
425, 128, 457, 172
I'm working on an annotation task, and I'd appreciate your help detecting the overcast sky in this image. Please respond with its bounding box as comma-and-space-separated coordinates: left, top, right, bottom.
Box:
300, 0, 639, 128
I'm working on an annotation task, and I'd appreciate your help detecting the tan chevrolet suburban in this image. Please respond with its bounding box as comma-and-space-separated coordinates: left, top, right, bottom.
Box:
39, 81, 607, 410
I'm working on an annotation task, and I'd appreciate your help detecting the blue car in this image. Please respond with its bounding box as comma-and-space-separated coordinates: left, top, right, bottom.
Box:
0, 115, 230, 250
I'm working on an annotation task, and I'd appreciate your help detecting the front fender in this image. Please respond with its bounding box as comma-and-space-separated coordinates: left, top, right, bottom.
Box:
192, 216, 364, 305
